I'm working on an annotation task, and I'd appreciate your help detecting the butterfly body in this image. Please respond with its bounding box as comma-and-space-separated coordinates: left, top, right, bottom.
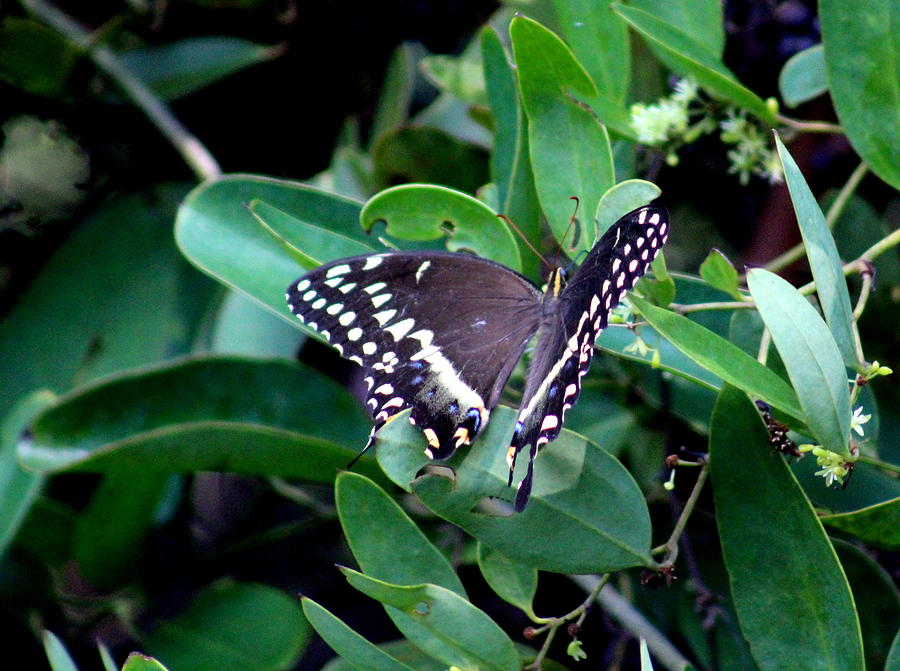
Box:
286, 205, 669, 509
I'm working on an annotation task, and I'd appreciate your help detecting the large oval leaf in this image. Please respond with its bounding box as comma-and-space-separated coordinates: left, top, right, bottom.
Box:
22, 356, 378, 483
710, 385, 864, 671
510, 16, 614, 254
142, 580, 309, 671
376, 406, 653, 574
613, 4, 775, 124
360, 184, 521, 270
747, 269, 851, 456
629, 294, 803, 422
176, 175, 365, 324
820, 0, 900, 189
341, 569, 520, 671
301, 598, 415, 671
774, 135, 856, 367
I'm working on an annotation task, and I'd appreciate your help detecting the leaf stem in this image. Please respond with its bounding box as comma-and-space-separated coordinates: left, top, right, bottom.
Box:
569, 576, 692, 671
21, 0, 221, 181
526, 574, 611, 669
763, 161, 869, 274
653, 457, 709, 567
856, 454, 900, 475
776, 114, 844, 134
670, 300, 754, 314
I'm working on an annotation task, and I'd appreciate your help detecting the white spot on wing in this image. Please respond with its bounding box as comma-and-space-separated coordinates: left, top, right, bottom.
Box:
303, 290, 316, 301
384, 318, 415, 341
312, 298, 327, 310
339, 312, 356, 326
363, 256, 384, 270
409, 329, 434, 349
540, 415, 559, 432
374, 383, 394, 395
296, 279, 310, 292
327, 303, 343, 315
590, 294, 600, 318
628, 259, 639, 272
638, 209, 647, 224
339, 282, 356, 294
364, 282, 386, 294
362, 342, 377, 356
326, 264, 351, 278
415, 260, 431, 283
347, 327, 363, 341
373, 309, 396, 325
324, 277, 343, 288
371, 294, 391, 308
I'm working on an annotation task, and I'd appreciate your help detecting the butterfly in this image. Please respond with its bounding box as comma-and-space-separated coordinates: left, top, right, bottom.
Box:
286, 205, 669, 510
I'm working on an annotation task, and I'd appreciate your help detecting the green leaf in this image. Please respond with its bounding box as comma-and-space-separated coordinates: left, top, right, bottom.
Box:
22, 357, 378, 483
335, 471, 465, 595
774, 135, 857, 367
360, 184, 521, 270
0, 185, 216, 421
552, 0, 630, 102
629, 0, 725, 57
510, 16, 615, 254
370, 44, 415, 146
820, 0, 900, 189
0, 18, 75, 97
481, 27, 542, 278
476, 543, 537, 616
595, 180, 662, 236
888, 630, 900, 671
371, 127, 490, 194
207, 290, 303, 358
249, 198, 376, 268
73, 467, 170, 590
833, 540, 900, 671
747, 269, 852, 456
638, 252, 676, 307
778, 44, 828, 108
142, 580, 310, 671
821, 497, 900, 550
628, 294, 803, 422
340, 569, 520, 671
420, 53, 487, 106
118, 37, 277, 101
699, 249, 742, 300
176, 175, 365, 325
122, 654, 171, 671
376, 407, 653, 574
0, 390, 53, 558
612, 4, 775, 124
43, 631, 79, 671
301, 598, 415, 671
709, 385, 864, 671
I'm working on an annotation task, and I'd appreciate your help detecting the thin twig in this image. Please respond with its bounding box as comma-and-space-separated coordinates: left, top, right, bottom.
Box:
22, 0, 221, 181
776, 114, 844, 134
569, 576, 692, 671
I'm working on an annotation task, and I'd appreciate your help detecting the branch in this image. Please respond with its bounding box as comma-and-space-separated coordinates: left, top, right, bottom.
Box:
22, 0, 221, 181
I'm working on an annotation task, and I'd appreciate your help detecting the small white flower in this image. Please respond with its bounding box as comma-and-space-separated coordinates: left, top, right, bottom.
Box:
850, 406, 871, 436
756, 149, 784, 184
671, 77, 699, 103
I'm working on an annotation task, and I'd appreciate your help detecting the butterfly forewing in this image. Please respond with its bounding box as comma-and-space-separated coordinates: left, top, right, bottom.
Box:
286, 251, 543, 458
508, 206, 669, 509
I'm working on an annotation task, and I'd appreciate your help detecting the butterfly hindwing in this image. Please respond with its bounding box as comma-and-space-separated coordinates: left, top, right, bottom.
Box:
286, 251, 543, 458
508, 206, 670, 509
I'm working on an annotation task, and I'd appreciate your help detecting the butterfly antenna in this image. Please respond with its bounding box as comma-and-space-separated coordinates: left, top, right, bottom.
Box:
552, 196, 582, 258
498, 214, 549, 269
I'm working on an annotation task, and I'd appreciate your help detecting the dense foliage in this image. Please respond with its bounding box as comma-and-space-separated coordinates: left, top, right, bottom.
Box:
1, 1, 898, 670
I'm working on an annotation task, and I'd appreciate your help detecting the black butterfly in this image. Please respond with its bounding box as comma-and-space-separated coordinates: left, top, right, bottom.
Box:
286, 205, 670, 510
